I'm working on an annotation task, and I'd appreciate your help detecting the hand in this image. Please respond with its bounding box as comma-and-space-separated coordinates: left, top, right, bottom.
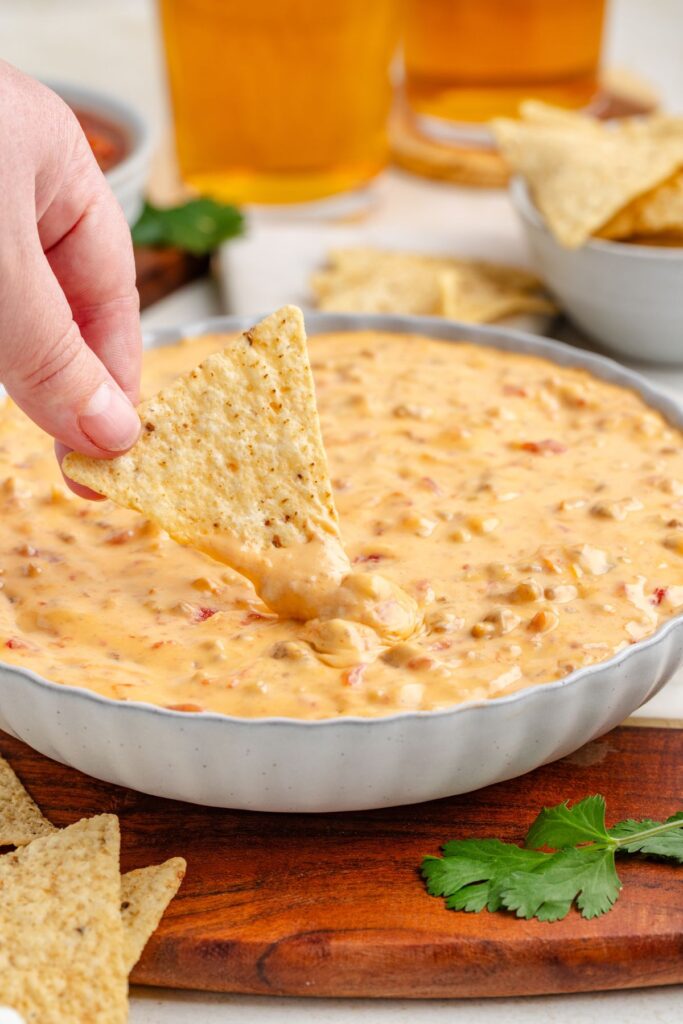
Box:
0, 61, 141, 497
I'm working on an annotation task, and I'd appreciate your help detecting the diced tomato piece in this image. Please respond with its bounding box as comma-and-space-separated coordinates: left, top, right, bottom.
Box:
406, 655, 435, 670
240, 610, 271, 625
520, 439, 567, 455
5, 638, 28, 650
342, 664, 366, 687
105, 529, 136, 545
651, 587, 668, 606
419, 476, 443, 494
194, 607, 217, 622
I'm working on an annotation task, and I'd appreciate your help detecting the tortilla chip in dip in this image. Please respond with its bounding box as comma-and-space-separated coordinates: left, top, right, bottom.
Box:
64, 306, 350, 619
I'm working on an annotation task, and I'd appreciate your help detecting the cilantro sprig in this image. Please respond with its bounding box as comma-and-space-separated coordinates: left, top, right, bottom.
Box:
422, 796, 683, 922
131, 198, 244, 254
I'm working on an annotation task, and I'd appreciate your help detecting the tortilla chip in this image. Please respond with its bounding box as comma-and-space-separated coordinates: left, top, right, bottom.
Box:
121, 857, 186, 972
518, 99, 603, 135
460, 258, 545, 295
311, 247, 454, 315
63, 307, 343, 595
0, 753, 57, 846
312, 253, 442, 315
0, 761, 186, 993
620, 114, 683, 144
311, 248, 554, 323
597, 169, 683, 240
492, 115, 683, 248
0, 814, 127, 1023
438, 267, 557, 323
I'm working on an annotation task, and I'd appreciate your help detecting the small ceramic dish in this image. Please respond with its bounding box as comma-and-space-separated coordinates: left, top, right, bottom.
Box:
0, 313, 681, 812
47, 80, 153, 226
510, 176, 683, 364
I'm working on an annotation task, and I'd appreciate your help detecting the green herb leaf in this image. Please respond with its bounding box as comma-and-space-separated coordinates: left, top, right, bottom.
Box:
524, 795, 612, 851
609, 812, 683, 863
131, 198, 244, 255
422, 797, 683, 923
502, 846, 621, 921
422, 839, 547, 912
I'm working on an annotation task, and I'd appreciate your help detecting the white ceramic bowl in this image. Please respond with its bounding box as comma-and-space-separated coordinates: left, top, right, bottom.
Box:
1, 313, 682, 812
510, 177, 683, 364
47, 81, 153, 226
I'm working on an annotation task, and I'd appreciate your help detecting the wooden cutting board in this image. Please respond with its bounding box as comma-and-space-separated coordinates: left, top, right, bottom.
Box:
1, 726, 681, 999
135, 246, 210, 311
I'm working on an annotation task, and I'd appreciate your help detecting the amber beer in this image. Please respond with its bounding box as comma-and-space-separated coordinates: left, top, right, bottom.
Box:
404, 0, 606, 128
158, 0, 399, 205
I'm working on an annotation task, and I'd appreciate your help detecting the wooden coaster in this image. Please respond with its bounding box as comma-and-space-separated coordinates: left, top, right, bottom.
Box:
390, 71, 660, 189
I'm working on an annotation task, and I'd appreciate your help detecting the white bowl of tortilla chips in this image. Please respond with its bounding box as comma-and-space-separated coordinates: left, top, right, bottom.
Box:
511, 176, 683, 362
497, 102, 683, 363
0, 312, 682, 813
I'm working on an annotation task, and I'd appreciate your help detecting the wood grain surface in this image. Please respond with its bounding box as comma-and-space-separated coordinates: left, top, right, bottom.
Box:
1, 726, 681, 999
135, 246, 210, 311
390, 81, 659, 189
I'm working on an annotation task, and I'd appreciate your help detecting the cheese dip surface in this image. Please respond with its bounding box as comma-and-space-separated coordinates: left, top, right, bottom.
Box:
1, 331, 682, 719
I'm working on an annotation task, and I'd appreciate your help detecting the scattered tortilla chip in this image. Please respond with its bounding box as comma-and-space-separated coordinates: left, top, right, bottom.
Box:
597, 169, 683, 240
0, 762, 187, 1017
492, 115, 683, 248
0, 753, 184, 970
312, 252, 442, 316
0, 815, 127, 1024
121, 857, 186, 972
439, 267, 556, 323
64, 307, 346, 611
0, 753, 57, 847
311, 247, 555, 323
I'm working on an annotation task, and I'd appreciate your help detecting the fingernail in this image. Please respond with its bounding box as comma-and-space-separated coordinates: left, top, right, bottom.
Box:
79, 382, 140, 452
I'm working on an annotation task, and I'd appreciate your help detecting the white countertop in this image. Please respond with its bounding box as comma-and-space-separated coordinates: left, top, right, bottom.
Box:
3, 1, 683, 1020
128, 985, 682, 1024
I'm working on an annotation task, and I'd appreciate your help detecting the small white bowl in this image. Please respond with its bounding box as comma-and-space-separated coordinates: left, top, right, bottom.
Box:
46, 81, 153, 227
510, 177, 683, 364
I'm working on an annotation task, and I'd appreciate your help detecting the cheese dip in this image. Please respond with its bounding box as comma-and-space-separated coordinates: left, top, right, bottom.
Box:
1, 331, 682, 718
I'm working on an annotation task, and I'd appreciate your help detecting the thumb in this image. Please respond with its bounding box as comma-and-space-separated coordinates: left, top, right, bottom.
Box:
0, 239, 140, 458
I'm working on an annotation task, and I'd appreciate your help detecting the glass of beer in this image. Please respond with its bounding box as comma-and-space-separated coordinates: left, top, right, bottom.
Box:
157, 0, 399, 206
404, 0, 606, 137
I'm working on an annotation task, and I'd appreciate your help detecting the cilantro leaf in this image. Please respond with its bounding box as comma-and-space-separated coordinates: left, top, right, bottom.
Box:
131, 198, 244, 254
423, 797, 683, 924
525, 795, 612, 851
609, 812, 683, 863
422, 839, 547, 912
501, 846, 621, 921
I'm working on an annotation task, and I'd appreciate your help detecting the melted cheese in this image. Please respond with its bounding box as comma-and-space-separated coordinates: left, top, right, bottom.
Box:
0, 330, 681, 719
